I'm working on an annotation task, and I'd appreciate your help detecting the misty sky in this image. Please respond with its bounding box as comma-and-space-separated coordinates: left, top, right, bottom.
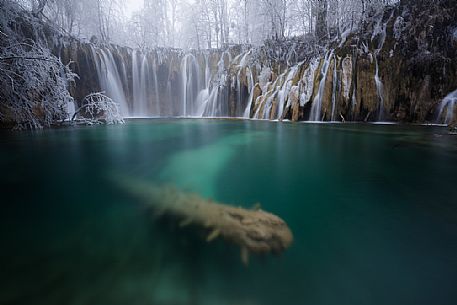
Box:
125, 0, 143, 16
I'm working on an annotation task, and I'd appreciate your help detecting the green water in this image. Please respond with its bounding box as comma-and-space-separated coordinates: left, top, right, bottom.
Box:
1, 119, 456, 305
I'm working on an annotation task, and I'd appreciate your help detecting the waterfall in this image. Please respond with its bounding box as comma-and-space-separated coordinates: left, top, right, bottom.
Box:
374, 57, 385, 121
202, 87, 221, 117
232, 51, 255, 118
131, 51, 150, 116
131, 51, 140, 115
181, 54, 190, 116
90, 46, 129, 116
181, 54, 203, 116
372, 11, 394, 121
236, 72, 242, 116
436, 89, 457, 124
300, 58, 319, 107
277, 65, 299, 120
152, 57, 161, 116
243, 72, 257, 119
330, 57, 338, 121
310, 50, 334, 121
86, 43, 395, 123
243, 90, 255, 118
199, 51, 233, 117
255, 74, 281, 119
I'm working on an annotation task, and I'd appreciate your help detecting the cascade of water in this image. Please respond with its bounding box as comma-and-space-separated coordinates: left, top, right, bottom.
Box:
436, 89, 457, 124
243, 88, 255, 118
277, 65, 299, 120
239, 51, 250, 67
242, 67, 255, 118
196, 88, 210, 117
374, 57, 385, 120
131, 51, 141, 115
181, 54, 189, 116
205, 55, 211, 88
310, 50, 334, 121
330, 56, 338, 121
253, 96, 263, 118
152, 57, 161, 116
264, 95, 276, 119
300, 58, 319, 107
91, 46, 129, 116
372, 11, 394, 121
255, 74, 282, 119
181, 54, 202, 116
236, 71, 242, 116
118, 54, 129, 112
204, 87, 221, 117
140, 54, 151, 115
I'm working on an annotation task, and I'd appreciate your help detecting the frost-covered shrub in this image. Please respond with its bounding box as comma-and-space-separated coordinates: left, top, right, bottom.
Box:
0, 39, 77, 129
0, 0, 76, 130
72, 92, 124, 125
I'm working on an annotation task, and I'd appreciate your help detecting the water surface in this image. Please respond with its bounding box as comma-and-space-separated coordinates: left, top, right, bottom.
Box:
1, 119, 456, 305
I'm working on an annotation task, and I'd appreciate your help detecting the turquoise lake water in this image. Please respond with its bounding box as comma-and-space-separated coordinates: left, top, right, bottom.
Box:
1, 119, 456, 305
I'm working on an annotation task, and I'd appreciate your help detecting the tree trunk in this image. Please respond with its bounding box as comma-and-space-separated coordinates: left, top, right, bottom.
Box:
315, 0, 328, 41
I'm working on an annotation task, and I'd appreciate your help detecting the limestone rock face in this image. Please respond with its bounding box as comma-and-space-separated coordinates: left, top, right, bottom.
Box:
3, 0, 456, 126
341, 56, 352, 101
58, 0, 455, 124
289, 86, 300, 122
355, 55, 378, 121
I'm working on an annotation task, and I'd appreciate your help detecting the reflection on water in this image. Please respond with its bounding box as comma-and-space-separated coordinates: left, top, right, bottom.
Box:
0, 119, 457, 305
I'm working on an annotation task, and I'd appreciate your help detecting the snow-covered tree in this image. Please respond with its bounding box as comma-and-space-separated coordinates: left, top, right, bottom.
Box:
72, 92, 124, 125
0, 1, 76, 129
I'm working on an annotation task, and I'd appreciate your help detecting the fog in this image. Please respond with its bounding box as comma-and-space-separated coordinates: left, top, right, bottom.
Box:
11, 0, 396, 49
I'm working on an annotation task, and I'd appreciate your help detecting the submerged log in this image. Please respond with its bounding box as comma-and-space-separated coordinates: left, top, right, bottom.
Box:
116, 178, 293, 265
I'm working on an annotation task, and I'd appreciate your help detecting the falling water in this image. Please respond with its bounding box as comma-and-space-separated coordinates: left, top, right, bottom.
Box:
181, 54, 203, 116
90, 46, 129, 116
236, 72, 242, 116
152, 57, 161, 116
198, 51, 233, 117
254, 73, 282, 119
136, 53, 151, 116
276, 65, 299, 120
372, 11, 394, 121
374, 57, 385, 121
330, 57, 338, 121
243, 69, 256, 119
436, 89, 457, 124
181, 54, 189, 116
300, 58, 319, 107
131, 51, 141, 115
310, 50, 334, 121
